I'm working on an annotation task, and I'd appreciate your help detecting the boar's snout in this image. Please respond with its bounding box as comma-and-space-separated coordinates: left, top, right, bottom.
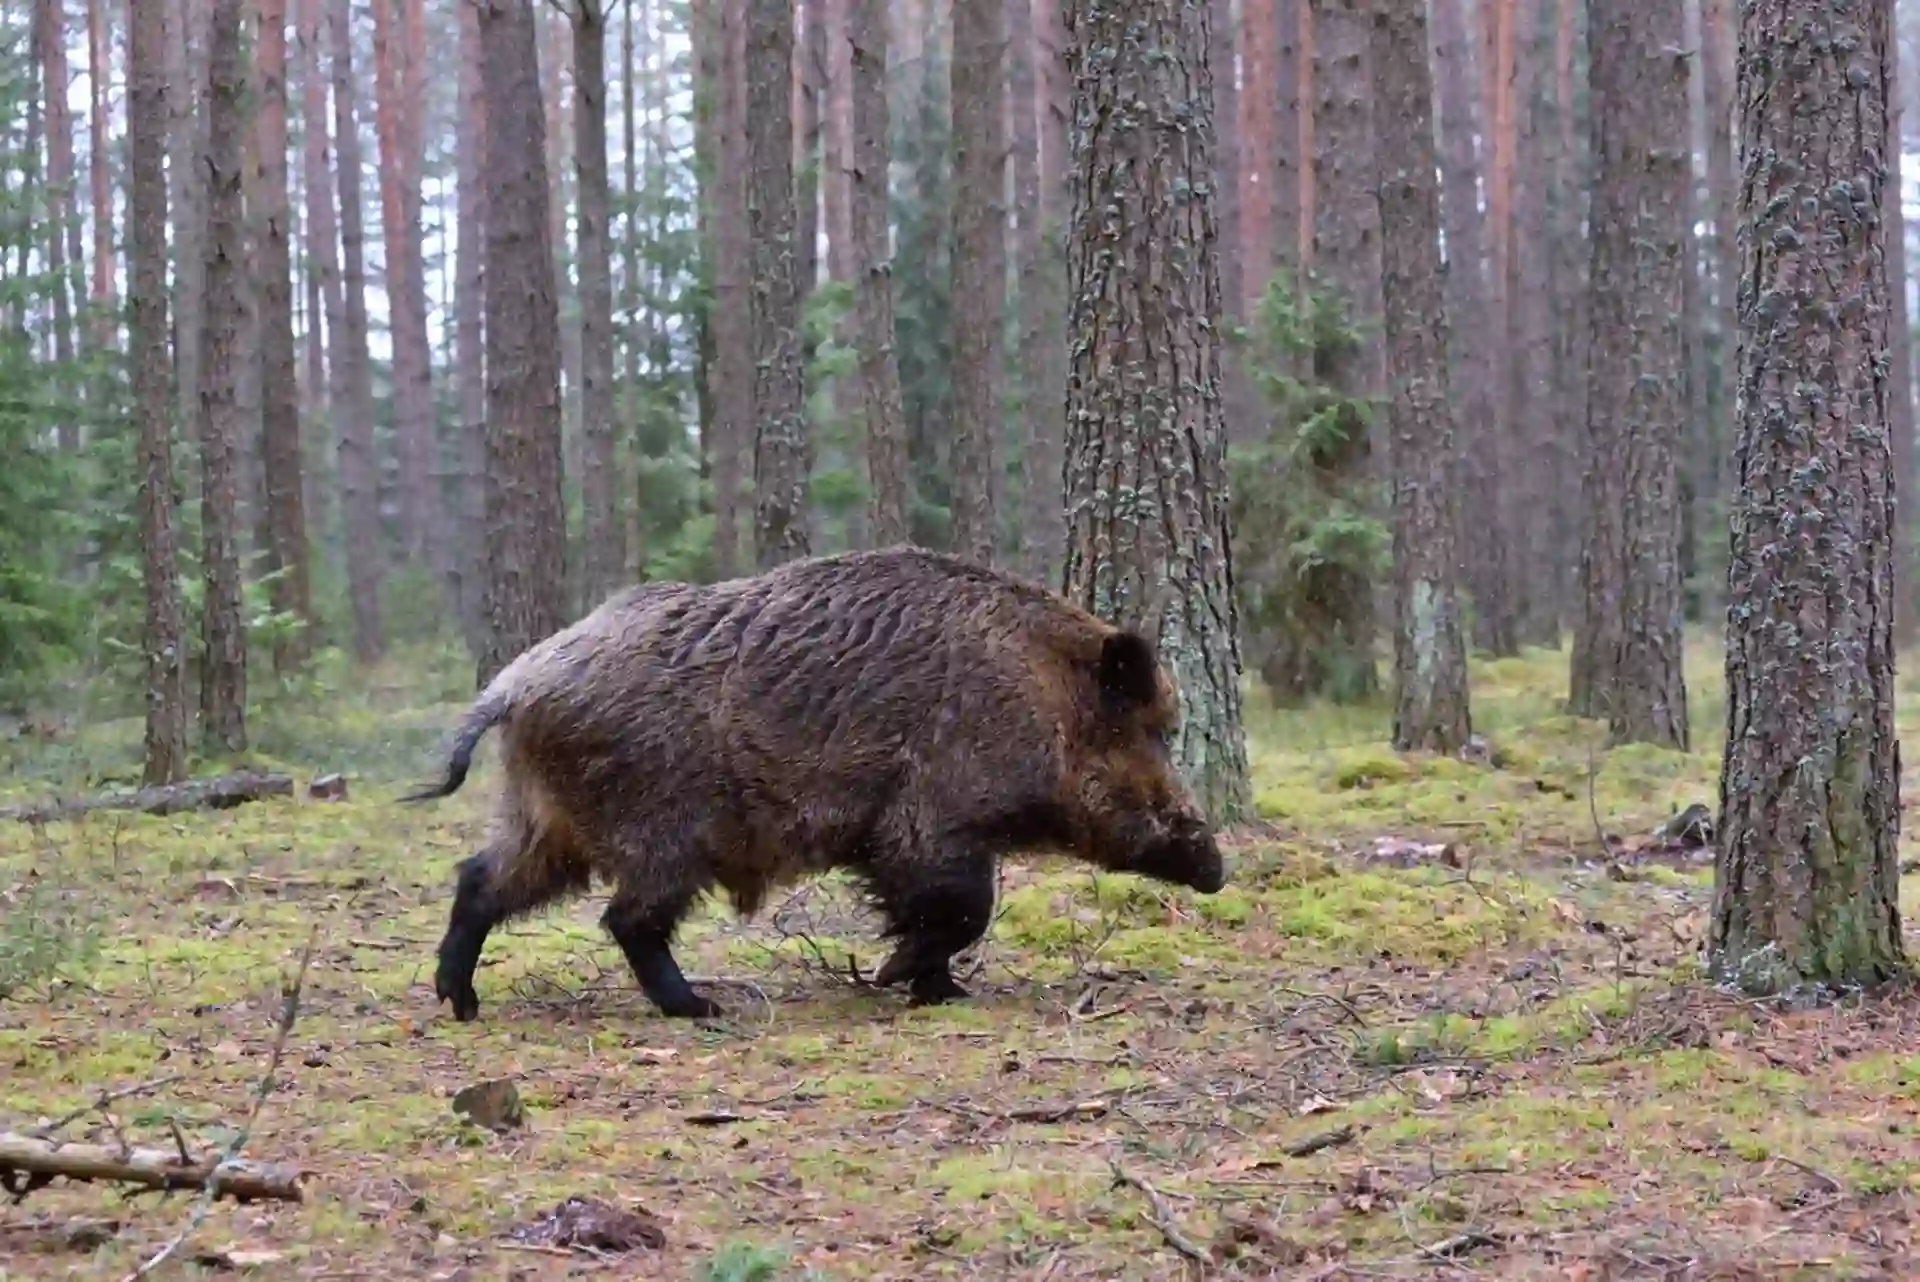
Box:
1131, 809, 1225, 894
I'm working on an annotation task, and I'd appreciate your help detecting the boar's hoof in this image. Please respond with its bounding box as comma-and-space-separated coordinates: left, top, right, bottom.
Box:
906, 970, 970, 1007
436, 975, 482, 1022
653, 990, 723, 1020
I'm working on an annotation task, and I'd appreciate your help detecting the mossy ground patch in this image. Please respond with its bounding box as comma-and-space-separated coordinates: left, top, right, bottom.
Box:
2, 632, 1918, 1277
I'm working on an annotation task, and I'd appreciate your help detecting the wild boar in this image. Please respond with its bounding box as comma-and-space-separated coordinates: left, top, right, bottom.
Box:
403, 546, 1226, 1021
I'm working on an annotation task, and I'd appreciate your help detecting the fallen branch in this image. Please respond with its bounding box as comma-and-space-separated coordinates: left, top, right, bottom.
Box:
123, 926, 318, 1281
0, 1134, 304, 1204
2, 771, 295, 824
1109, 1161, 1208, 1267
1283, 1124, 1356, 1158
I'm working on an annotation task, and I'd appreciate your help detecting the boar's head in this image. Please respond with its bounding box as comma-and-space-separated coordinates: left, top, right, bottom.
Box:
1068, 629, 1226, 895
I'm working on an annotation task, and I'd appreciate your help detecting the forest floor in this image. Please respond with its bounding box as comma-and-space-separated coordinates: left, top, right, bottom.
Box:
3, 635, 1920, 1280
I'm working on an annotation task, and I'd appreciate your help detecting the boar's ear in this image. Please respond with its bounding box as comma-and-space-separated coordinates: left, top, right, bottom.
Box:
1096, 630, 1161, 711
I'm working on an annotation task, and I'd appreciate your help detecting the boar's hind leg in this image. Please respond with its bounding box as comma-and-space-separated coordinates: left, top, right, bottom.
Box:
601, 889, 721, 1020
435, 847, 579, 1021
869, 852, 996, 1007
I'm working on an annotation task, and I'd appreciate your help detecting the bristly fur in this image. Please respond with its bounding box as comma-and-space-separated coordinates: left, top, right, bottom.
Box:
416, 545, 1227, 1022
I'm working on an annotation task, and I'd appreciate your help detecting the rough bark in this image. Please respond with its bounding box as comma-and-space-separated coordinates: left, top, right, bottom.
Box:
1546, 0, 1589, 643
87, 0, 115, 344
712, 0, 752, 576
1432, 0, 1504, 654
1240, 0, 1274, 300
1702, 0, 1736, 571
1271, 0, 1301, 293
542, 9, 581, 543
572, 0, 622, 606
455, 0, 488, 642
949, 0, 1006, 565
1571, 0, 1690, 750
1372, 0, 1470, 754
1009, 0, 1057, 579
129, 0, 188, 786
850, 0, 910, 547
747, 0, 812, 568
797, 0, 823, 303
39, 0, 78, 446
332, 0, 384, 661
822, 0, 863, 546
197, 0, 249, 753
1710, 0, 1904, 993
1888, 25, 1915, 646
254, 0, 313, 672
1062, 0, 1251, 823
478, 0, 568, 685
1208, 0, 1251, 444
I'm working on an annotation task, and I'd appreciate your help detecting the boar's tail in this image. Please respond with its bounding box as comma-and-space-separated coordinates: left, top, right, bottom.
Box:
398, 688, 512, 804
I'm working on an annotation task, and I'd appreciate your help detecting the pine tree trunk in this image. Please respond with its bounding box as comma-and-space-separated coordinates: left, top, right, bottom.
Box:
1710, 0, 1904, 993
1701, 0, 1736, 599
573, 0, 622, 606
254, 0, 313, 672
1062, 0, 1250, 823
1432, 0, 1504, 655
822, 0, 864, 548
1288, 0, 1379, 700
949, 0, 1005, 566
197, 0, 249, 752
370, 0, 439, 578
169, 0, 207, 451
747, 0, 811, 569
297, 0, 340, 551
87, 0, 116, 350
1272, 0, 1301, 293
478, 0, 568, 684
1240, 0, 1274, 300
850, 0, 910, 547
1034, 0, 1073, 583
1509, 3, 1556, 645
455, 0, 488, 643
130, 0, 189, 785
39, 0, 78, 448
332, 0, 385, 662
1888, 30, 1915, 647
712, 0, 752, 576
1547, 0, 1589, 645
797, 0, 823, 305
1572, 0, 1689, 747
1008, 0, 1055, 580
1373, 0, 1470, 755
1208, 0, 1248, 444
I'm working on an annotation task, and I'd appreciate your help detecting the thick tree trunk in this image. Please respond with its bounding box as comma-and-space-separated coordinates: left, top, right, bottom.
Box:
1710, 0, 1904, 993
255, 0, 314, 672
1571, 0, 1690, 750
1208, 0, 1250, 445
1888, 29, 1915, 647
1062, 0, 1250, 823
850, 0, 910, 548
712, 0, 752, 576
478, 0, 568, 685
573, 0, 622, 606
747, 0, 812, 569
130, 0, 188, 785
1372, 0, 1470, 755
198, 0, 249, 753
455, 0, 488, 643
949, 0, 1005, 565
1432, 0, 1504, 655
332, 0, 384, 661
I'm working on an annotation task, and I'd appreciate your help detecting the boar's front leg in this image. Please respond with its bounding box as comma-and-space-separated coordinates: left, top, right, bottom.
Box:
601, 887, 721, 1019
869, 849, 996, 1006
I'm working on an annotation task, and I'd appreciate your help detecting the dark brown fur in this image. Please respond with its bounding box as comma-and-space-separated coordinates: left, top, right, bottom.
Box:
408, 546, 1226, 1020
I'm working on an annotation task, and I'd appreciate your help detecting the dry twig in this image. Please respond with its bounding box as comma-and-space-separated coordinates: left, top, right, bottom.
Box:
1109, 1161, 1209, 1267
30, 1075, 184, 1139
122, 925, 319, 1281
